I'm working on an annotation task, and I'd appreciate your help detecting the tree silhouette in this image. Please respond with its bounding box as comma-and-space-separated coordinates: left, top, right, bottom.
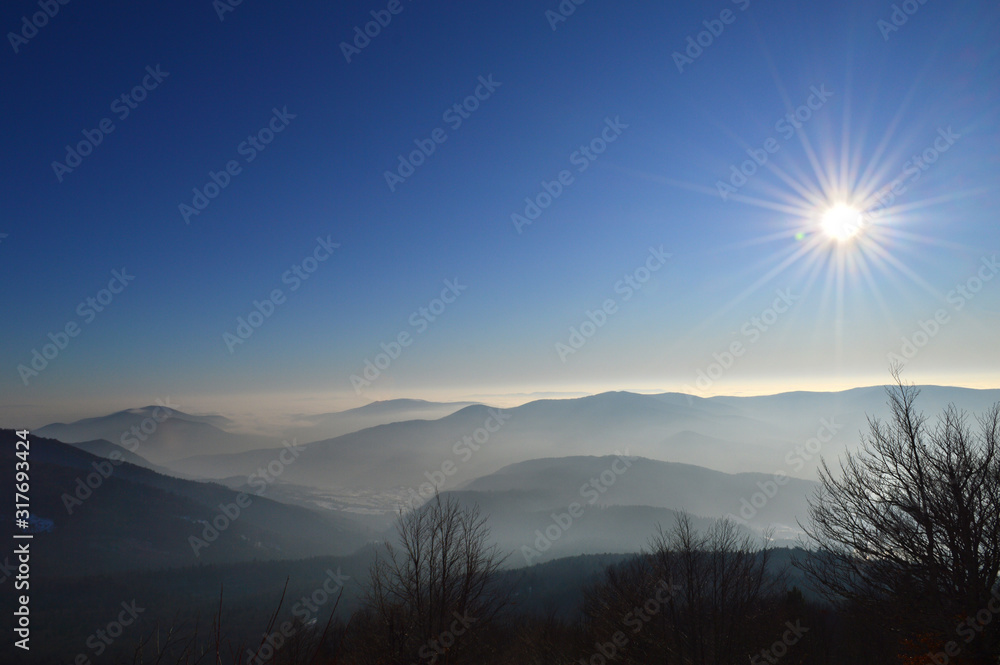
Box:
800, 369, 1000, 663
350, 493, 509, 664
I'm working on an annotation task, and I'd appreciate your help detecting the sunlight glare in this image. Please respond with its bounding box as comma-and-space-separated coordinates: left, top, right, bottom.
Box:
821, 204, 863, 241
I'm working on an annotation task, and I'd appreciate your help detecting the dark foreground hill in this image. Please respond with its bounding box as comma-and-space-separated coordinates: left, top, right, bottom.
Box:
0, 429, 374, 578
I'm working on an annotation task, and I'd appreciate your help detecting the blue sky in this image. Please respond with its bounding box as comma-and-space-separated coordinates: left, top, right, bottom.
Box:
2, 0, 999, 425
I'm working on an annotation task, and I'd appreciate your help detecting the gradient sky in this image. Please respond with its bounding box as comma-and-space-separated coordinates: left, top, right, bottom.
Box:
2, 0, 999, 426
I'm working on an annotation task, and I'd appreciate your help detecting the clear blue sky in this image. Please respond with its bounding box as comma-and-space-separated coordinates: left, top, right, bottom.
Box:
2, 0, 998, 425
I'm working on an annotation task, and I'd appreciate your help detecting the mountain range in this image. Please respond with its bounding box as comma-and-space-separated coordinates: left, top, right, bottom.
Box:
21, 385, 1000, 568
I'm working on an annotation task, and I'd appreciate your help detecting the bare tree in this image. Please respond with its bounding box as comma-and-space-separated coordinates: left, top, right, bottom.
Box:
351, 493, 509, 664
583, 514, 786, 665
800, 369, 1000, 662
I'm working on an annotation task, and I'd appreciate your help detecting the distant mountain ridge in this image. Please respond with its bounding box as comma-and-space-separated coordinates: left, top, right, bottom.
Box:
285, 398, 478, 442
36, 399, 480, 463
36, 404, 275, 463
434, 455, 818, 561
146, 385, 1000, 492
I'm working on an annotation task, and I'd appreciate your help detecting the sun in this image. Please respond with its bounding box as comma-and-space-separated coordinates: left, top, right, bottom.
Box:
821, 204, 863, 242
